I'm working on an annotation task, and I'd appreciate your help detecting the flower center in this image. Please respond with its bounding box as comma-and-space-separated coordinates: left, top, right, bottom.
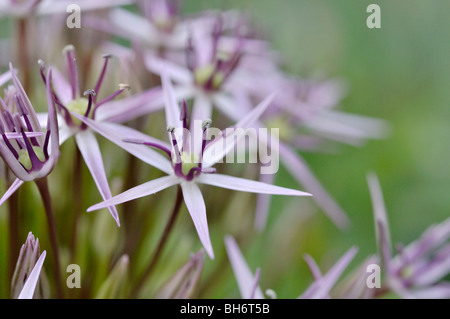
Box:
18, 146, 45, 170
265, 116, 294, 142
194, 64, 225, 91
177, 152, 200, 177
66, 98, 90, 125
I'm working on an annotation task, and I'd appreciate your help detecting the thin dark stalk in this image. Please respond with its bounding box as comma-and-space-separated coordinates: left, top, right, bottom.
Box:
35, 177, 63, 299
130, 186, 183, 298
8, 191, 19, 286
69, 147, 82, 261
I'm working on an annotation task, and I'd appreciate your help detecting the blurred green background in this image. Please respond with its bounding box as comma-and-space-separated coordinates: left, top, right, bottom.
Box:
182, 0, 450, 297
0, 0, 449, 299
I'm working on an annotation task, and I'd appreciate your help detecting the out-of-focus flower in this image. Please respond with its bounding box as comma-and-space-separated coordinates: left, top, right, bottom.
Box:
145, 14, 270, 124
367, 173, 450, 299
156, 250, 205, 299
224, 235, 357, 299
95, 255, 129, 299
83, 75, 311, 259
0, 63, 59, 205
38, 45, 162, 226
11, 232, 49, 299
0, 0, 135, 18
250, 75, 389, 231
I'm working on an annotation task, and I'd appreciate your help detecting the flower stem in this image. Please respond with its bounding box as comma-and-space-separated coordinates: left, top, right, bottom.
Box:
35, 177, 63, 299
8, 190, 19, 287
69, 147, 82, 261
130, 186, 183, 298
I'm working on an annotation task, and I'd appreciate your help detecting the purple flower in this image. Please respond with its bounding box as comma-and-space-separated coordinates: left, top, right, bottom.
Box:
368, 173, 450, 298
0, 63, 59, 205
224, 235, 357, 299
11, 232, 48, 299
37, 45, 163, 226
83, 74, 311, 259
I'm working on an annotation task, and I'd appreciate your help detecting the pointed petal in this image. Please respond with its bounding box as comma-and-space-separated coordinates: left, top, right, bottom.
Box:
212, 93, 250, 123
367, 172, 392, 271
196, 173, 311, 197
180, 182, 214, 259
0, 178, 24, 206
162, 73, 182, 128
0, 70, 11, 87
190, 93, 212, 155
146, 54, 193, 85
301, 247, 358, 299
75, 130, 120, 226
95, 87, 166, 123
224, 235, 265, 299
303, 254, 323, 281
254, 173, 275, 230
203, 93, 275, 167
278, 142, 350, 229
87, 175, 179, 212
50, 67, 72, 104
74, 114, 173, 174
18, 251, 46, 299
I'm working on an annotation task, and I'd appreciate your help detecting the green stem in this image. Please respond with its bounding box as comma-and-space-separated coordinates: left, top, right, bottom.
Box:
130, 186, 183, 298
35, 177, 63, 299
8, 190, 19, 288
69, 147, 82, 262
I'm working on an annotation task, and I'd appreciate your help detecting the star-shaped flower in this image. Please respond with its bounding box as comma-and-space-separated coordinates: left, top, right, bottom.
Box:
83, 74, 311, 258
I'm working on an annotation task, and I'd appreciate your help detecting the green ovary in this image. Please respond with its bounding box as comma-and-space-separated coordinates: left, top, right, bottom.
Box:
66, 98, 89, 125
265, 116, 294, 142
175, 152, 200, 176
194, 64, 215, 87
18, 147, 45, 170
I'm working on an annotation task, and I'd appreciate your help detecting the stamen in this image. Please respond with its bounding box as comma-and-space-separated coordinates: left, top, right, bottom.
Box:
1, 133, 19, 159
80, 89, 96, 130
3, 110, 16, 132
43, 130, 51, 160
63, 45, 80, 100
20, 131, 43, 171
168, 126, 183, 176
94, 54, 113, 101
123, 138, 172, 158
94, 85, 128, 109
38, 59, 46, 84
14, 95, 39, 146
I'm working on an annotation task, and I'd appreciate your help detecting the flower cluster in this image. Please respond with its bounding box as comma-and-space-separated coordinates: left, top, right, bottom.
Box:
0, 0, 447, 300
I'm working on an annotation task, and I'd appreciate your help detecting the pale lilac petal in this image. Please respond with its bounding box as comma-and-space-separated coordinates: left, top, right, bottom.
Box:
75, 130, 120, 226
411, 284, 450, 299
37, 0, 135, 15
367, 172, 392, 270
254, 173, 275, 230
49, 67, 72, 104
303, 254, 323, 280
108, 7, 158, 41
9, 63, 41, 134
190, 93, 212, 156
0, 178, 24, 206
224, 235, 265, 299
74, 114, 173, 174
300, 247, 358, 299
87, 175, 179, 212
18, 251, 46, 299
180, 182, 214, 259
146, 55, 193, 85
0, 142, 31, 181
95, 87, 166, 123
162, 73, 182, 129
278, 142, 350, 229
203, 93, 275, 167
413, 254, 450, 287
196, 173, 311, 197
212, 92, 250, 123
0, 70, 11, 87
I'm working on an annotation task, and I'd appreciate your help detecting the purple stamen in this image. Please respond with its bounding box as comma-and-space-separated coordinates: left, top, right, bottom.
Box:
1, 133, 19, 159
65, 46, 80, 100
21, 131, 43, 171
3, 110, 16, 132
94, 87, 127, 110
94, 54, 112, 102
43, 130, 51, 160
186, 37, 196, 71
15, 95, 39, 146
123, 138, 172, 158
